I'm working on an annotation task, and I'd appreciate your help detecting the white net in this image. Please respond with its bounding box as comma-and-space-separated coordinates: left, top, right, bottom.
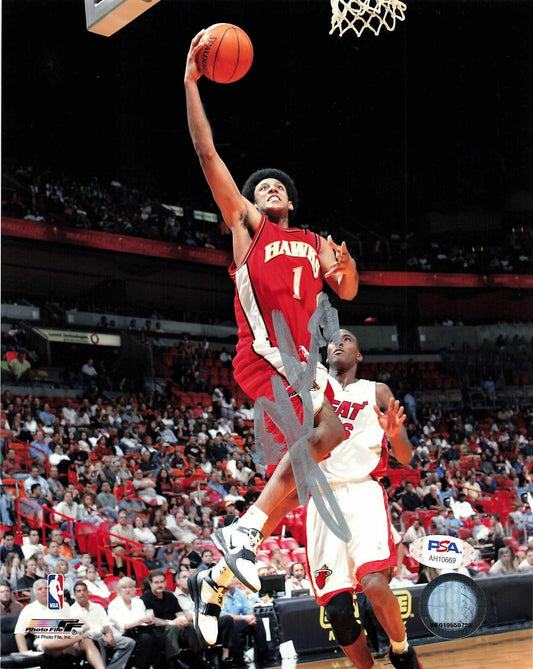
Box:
330, 0, 407, 37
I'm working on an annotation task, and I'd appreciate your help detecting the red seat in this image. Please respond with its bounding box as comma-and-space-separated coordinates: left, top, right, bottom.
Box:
291, 547, 307, 563
260, 537, 280, 552
88, 594, 109, 607
103, 575, 120, 593
131, 558, 151, 584
279, 537, 300, 551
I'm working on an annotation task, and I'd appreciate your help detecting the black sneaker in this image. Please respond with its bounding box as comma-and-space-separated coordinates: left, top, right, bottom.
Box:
389, 646, 423, 668
188, 569, 227, 646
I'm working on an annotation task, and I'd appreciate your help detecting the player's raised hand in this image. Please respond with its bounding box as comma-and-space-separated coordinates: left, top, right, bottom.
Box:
373, 398, 406, 437
324, 236, 356, 279
185, 29, 206, 82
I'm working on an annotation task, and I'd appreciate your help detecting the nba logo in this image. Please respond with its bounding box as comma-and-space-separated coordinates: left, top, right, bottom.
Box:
47, 574, 64, 610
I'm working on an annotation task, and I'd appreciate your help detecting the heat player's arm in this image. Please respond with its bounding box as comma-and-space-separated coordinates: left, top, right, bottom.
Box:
375, 382, 413, 465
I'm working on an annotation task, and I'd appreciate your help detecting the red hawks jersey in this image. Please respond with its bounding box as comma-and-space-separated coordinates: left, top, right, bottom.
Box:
320, 377, 389, 482
230, 216, 324, 400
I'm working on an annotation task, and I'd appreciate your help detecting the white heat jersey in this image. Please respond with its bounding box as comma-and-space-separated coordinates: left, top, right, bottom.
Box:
320, 377, 388, 482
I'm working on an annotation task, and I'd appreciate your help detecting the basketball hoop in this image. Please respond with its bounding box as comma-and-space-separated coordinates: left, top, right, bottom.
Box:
330, 0, 406, 37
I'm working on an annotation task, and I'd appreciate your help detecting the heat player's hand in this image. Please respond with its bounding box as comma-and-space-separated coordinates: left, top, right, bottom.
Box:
373, 398, 406, 438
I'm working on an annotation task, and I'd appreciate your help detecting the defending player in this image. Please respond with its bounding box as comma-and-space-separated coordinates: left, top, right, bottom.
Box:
306, 329, 422, 668
184, 30, 358, 643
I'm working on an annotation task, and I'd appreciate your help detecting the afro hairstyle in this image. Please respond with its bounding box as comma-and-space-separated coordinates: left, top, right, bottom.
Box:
241, 168, 299, 217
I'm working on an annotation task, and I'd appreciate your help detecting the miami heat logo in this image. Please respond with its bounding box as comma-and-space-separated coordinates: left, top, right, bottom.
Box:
314, 564, 333, 590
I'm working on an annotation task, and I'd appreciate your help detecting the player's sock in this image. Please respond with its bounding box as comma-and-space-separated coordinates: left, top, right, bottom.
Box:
391, 637, 409, 655
238, 505, 268, 532
211, 557, 234, 587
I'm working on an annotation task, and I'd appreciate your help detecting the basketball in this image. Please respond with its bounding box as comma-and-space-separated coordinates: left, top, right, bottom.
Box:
196, 23, 253, 84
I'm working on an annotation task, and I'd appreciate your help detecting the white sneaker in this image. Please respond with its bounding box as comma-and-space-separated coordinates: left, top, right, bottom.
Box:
188, 569, 227, 646
212, 524, 263, 592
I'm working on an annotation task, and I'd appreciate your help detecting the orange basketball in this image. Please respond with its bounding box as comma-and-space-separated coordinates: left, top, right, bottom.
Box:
197, 23, 253, 84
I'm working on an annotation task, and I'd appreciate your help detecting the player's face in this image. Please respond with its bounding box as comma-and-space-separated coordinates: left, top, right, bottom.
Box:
253, 178, 294, 219
326, 330, 362, 369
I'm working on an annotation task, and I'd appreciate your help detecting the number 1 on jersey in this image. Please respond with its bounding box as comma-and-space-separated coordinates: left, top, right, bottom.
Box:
292, 265, 303, 301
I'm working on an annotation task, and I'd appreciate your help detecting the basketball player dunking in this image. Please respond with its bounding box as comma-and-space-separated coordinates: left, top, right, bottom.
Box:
184, 29, 358, 645
306, 329, 422, 668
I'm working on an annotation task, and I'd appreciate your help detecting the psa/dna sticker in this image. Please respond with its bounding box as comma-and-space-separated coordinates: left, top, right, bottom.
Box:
419, 572, 486, 639
409, 535, 476, 569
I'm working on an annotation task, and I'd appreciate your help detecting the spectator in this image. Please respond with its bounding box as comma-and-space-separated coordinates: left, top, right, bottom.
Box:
422, 484, 444, 511
81, 358, 99, 390
132, 514, 157, 545
143, 545, 164, 572
22, 528, 46, 560
29, 429, 52, 464
221, 576, 269, 668
53, 489, 79, 531
75, 552, 95, 579
109, 510, 136, 571
0, 552, 25, 589
55, 557, 76, 596
131, 469, 166, 506
71, 580, 136, 669
471, 515, 490, 544
488, 547, 516, 575
402, 518, 426, 545
223, 501, 240, 527
107, 577, 158, 669
284, 561, 311, 597
220, 389, 236, 429
95, 480, 118, 520
14, 579, 105, 668
1, 447, 27, 481
161, 545, 182, 573
152, 515, 176, 548
47, 465, 66, 501
8, 351, 33, 384
141, 570, 210, 668
400, 481, 423, 511
77, 491, 105, 526
43, 540, 62, 572
268, 547, 291, 575
464, 473, 483, 504
23, 465, 51, 499
452, 492, 476, 519
0, 531, 25, 562
84, 565, 111, 600
489, 514, 506, 556
0, 581, 23, 618
517, 546, 533, 573
186, 537, 204, 570
15, 556, 39, 601
196, 548, 215, 573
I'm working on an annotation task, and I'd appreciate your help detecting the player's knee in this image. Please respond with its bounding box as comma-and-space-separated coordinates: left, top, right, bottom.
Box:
360, 572, 392, 608
325, 591, 361, 647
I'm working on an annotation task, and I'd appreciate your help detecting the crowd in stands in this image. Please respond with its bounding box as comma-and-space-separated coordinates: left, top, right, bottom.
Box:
3, 162, 532, 274
1, 376, 533, 666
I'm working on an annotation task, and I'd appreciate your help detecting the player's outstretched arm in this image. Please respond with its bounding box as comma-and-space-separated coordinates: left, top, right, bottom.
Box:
374, 383, 412, 465
184, 31, 259, 233
318, 235, 358, 300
